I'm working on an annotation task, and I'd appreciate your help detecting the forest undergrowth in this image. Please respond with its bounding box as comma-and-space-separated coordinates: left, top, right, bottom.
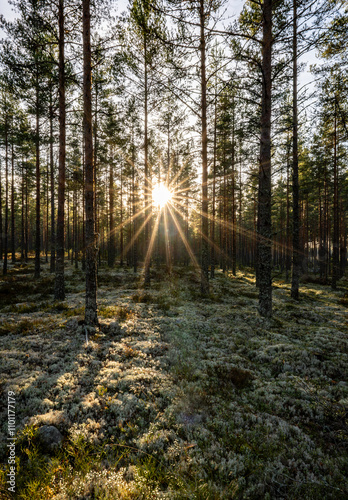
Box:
0, 260, 347, 499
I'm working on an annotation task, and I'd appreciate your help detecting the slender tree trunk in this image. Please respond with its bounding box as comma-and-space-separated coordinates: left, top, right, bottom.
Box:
0, 159, 2, 261
45, 155, 49, 263
210, 94, 217, 279
339, 198, 346, 277
11, 134, 15, 264
291, 0, 301, 299
3, 111, 8, 276
257, 0, 273, 317
132, 130, 138, 273
25, 169, 28, 262
332, 97, 339, 289
21, 162, 24, 261
82, 136, 86, 271
144, 34, 151, 286
120, 164, 124, 266
50, 86, 55, 272
286, 135, 291, 281
55, 0, 66, 300
231, 95, 236, 276
108, 157, 115, 267
200, 0, 209, 294
35, 76, 41, 279
83, 0, 98, 326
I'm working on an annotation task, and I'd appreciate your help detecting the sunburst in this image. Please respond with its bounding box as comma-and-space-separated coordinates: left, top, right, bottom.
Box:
152, 183, 173, 209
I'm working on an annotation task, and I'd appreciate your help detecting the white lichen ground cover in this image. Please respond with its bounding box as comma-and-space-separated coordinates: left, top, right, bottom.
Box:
0, 262, 347, 499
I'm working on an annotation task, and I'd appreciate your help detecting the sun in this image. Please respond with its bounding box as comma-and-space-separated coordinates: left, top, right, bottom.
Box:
152, 183, 173, 209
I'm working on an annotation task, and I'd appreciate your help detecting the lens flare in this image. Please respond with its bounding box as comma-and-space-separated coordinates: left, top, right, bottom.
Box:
152, 183, 173, 209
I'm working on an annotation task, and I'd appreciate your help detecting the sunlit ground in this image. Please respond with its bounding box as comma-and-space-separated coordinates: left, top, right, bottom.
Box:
0, 260, 347, 498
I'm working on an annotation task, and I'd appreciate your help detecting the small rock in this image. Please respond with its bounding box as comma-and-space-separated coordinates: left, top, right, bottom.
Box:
37, 425, 63, 453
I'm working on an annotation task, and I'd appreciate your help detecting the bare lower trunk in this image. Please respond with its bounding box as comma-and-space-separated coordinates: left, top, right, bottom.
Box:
257, 0, 272, 317
200, 0, 209, 294
144, 34, 151, 286
332, 98, 339, 290
108, 159, 115, 267
3, 111, 8, 276
55, 0, 66, 300
11, 137, 15, 263
210, 95, 217, 279
35, 80, 41, 279
83, 0, 98, 326
50, 86, 56, 273
291, 0, 301, 300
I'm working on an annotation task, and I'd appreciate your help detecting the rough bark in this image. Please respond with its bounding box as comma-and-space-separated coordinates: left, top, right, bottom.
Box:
11, 135, 15, 263
34, 76, 41, 279
210, 95, 217, 279
108, 158, 115, 267
257, 0, 273, 317
55, 0, 66, 300
49, 85, 55, 272
144, 34, 151, 286
332, 97, 339, 289
0, 160, 2, 261
3, 111, 8, 276
83, 0, 98, 326
291, 0, 301, 300
200, 0, 209, 294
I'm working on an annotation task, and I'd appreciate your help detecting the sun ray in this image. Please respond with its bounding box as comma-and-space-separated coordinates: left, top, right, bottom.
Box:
118, 210, 153, 262
144, 210, 161, 273
173, 196, 298, 256
169, 201, 224, 259
167, 204, 201, 271
108, 202, 153, 239
163, 206, 171, 269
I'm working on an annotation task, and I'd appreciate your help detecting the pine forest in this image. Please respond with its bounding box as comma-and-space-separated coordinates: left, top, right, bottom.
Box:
0, 0, 347, 498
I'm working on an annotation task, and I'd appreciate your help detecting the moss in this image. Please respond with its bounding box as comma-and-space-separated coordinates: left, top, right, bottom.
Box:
132, 292, 153, 303
64, 306, 85, 317
0, 318, 43, 335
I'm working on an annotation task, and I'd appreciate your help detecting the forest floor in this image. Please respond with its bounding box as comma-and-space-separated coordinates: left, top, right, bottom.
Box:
0, 260, 347, 499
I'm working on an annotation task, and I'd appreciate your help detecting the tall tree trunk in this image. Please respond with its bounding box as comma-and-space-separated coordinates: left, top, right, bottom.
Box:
339, 198, 346, 277
45, 154, 49, 263
49, 85, 55, 272
120, 164, 124, 266
108, 156, 115, 267
200, 0, 209, 294
231, 95, 236, 276
25, 168, 28, 262
286, 134, 291, 281
55, 0, 66, 300
332, 97, 339, 289
257, 0, 273, 317
210, 94, 217, 279
83, 0, 98, 326
132, 131, 138, 273
21, 162, 24, 261
144, 34, 151, 286
35, 76, 41, 279
11, 134, 15, 264
0, 158, 2, 261
291, 0, 301, 299
3, 110, 8, 276
82, 136, 86, 271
